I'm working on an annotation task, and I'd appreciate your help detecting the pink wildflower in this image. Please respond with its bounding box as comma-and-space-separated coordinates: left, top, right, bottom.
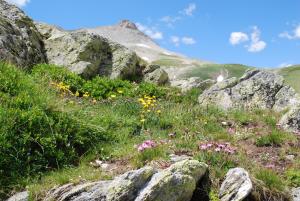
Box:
137, 140, 157, 152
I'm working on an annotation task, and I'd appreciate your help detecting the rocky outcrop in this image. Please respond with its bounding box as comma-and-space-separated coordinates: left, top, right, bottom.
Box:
8, 160, 207, 201
135, 160, 207, 201
44, 166, 155, 201
0, 0, 46, 68
35, 22, 143, 79
171, 77, 215, 92
279, 106, 300, 132
219, 168, 253, 201
198, 69, 300, 132
142, 64, 169, 85
198, 69, 298, 111
292, 187, 300, 201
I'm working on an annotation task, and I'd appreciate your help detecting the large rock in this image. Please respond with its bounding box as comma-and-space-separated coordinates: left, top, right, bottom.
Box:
0, 0, 46, 68
39, 160, 207, 201
219, 168, 253, 201
135, 160, 208, 201
143, 64, 169, 85
35, 22, 143, 79
44, 166, 155, 201
198, 69, 299, 112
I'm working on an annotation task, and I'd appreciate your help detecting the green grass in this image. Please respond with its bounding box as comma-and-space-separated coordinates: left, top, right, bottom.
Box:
256, 130, 296, 147
278, 65, 300, 94
255, 169, 286, 191
152, 56, 184, 67
0, 63, 298, 200
182, 64, 253, 80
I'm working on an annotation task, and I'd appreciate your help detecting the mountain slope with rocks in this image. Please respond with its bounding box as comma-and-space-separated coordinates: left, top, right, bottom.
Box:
0, 1, 299, 201
78, 20, 216, 80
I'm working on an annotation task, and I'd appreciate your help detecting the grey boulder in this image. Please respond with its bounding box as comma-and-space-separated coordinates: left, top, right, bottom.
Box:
143, 66, 169, 85
44, 166, 156, 201
42, 160, 207, 201
35, 22, 142, 79
219, 168, 252, 201
198, 69, 298, 112
135, 160, 208, 201
0, 0, 46, 68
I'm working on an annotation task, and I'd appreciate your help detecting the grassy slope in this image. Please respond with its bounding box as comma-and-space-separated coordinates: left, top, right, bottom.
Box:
277, 65, 300, 94
182, 64, 253, 80
1, 63, 299, 201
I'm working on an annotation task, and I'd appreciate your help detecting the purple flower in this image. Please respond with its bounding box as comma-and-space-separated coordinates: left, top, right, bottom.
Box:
137, 140, 157, 152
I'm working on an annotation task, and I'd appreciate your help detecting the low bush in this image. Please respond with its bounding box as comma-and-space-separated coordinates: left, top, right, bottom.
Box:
256, 130, 285, 147
255, 169, 286, 191
0, 63, 107, 196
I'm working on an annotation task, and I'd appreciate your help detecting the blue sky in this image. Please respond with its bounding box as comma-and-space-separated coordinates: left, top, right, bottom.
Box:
8, 0, 300, 68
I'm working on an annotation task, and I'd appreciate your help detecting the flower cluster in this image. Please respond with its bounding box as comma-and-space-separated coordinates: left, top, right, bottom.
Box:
51, 82, 91, 98
199, 142, 237, 154
138, 95, 161, 123
51, 82, 72, 95
137, 140, 157, 152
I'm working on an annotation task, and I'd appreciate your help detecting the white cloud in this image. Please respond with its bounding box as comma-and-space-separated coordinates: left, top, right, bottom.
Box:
170, 36, 196, 46
279, 25, 300, 40
182, 37, 196, 45
5, 0, 30, 7
247, 26, 267, 52
229, 32, 249, 45
161, 3, 197, 27
230, 26, 266, 52
136, 23, 163, 40
160, 16, 182, 27
182, 3, 197, 16
171, 36, 180, 46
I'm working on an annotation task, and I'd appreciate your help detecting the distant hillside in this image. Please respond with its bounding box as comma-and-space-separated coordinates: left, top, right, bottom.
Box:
277, 65, 300, 93
180, 63, 253, 80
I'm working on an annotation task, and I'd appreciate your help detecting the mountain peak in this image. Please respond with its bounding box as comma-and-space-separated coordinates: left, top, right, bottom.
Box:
118, 20, 138, 30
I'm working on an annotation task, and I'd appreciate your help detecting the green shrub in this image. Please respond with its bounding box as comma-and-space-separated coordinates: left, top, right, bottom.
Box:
132, 146, 167, 168
32, 64, 168, 100
32, 64, 85, 93
82, 76, 133, 99
135, 82, 167, 98
256, 130, 285, 147
255, 169, 286, 191
0, 63, 107, 196
285, 169, 300, 187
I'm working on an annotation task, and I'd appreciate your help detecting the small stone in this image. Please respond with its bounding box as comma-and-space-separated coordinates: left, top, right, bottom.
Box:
285, 155, 295, 161
219, 168, 253, 201
292, 187, 300, 201
7, 191, 28, 201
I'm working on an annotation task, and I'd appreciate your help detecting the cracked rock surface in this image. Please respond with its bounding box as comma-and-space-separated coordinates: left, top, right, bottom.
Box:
0, 0, 47, 68
198, 69, 298, 112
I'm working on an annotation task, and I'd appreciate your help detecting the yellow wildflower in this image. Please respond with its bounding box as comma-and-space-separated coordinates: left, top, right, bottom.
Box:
110, 94, 116, 98
83, 92, 90, 98
75, 91, 80, 97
